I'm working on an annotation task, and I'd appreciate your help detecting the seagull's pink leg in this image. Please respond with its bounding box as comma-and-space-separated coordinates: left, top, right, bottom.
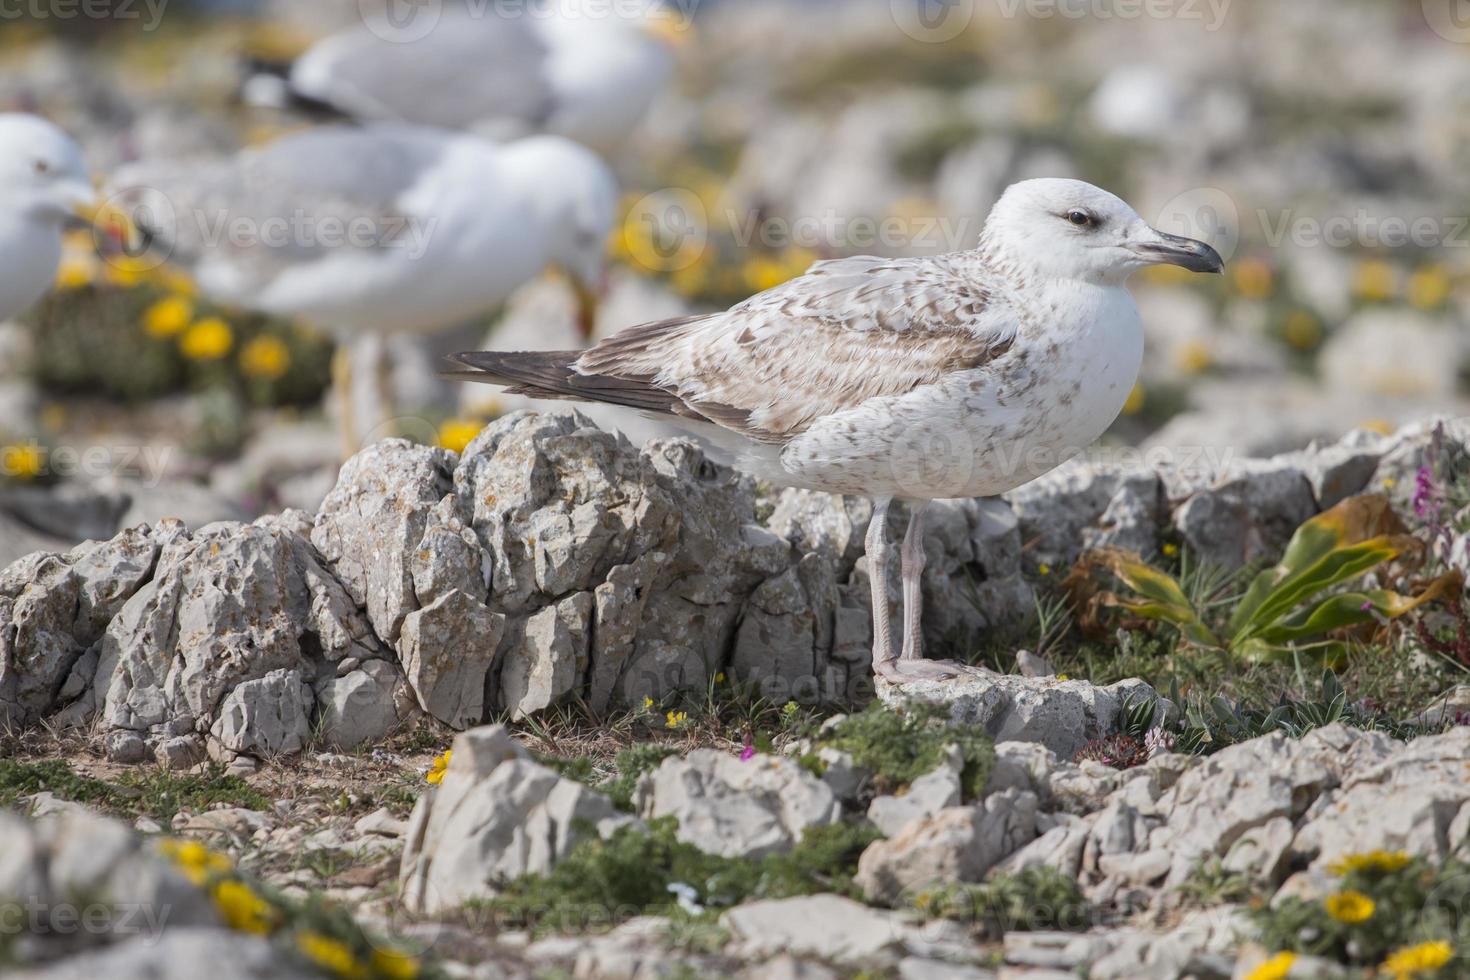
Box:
899, 502, 928, 662
878, 501, 983, 683
866, 497, 896, 673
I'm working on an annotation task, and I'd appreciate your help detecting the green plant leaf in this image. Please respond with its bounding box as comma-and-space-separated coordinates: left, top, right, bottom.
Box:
1234, 637, 1348, 666
1230, 538, 1406, 642
1228, 495, 1410, 637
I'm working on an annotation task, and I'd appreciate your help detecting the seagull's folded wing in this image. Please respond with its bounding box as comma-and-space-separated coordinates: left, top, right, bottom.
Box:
574, 255, 1019, 443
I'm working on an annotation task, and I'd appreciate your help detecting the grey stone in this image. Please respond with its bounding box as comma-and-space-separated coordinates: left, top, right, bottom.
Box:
1172, 460, 1319, 570
95, 520, 388, 757
856, 790, 1039, 905
311, 439, 471, 644
399, 588, 503, 728
878, 670, 1164, 759
722, 894, 913, 966
0, 525, 168, 728
8, 929, 316, 980
500, 592, 593, 720
315, 658, 415, 749
400, 725, 636, 913
208, 668, 313, 757
634, 750, 841, 859
867, 748, 963, 837
1006, 461, 1165, 567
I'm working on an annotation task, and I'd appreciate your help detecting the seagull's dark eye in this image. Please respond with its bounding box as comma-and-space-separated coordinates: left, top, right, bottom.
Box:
33, 160, 49, 175
1066, 209, 1095, 228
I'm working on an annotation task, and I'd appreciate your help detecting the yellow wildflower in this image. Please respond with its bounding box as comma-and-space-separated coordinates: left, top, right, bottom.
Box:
426, 750, 451, 786
296, 931, 366, 979
179, 317, 234, 361
1232, 256, 1274, 299
1354, 259, 1397, 303
54, 255, 96, 289
1056, 673, 1070, 681
103, 255, 158, 288
211, 879, 277, 935
665, 710, 688, 730
155, 265, 198, 297
369, 948, 422, 980
435, 419, 482, 455
1382, 940, 1453, 978
1038, 564, 1051, 576
670, 261, 710, 298
1282, 311, 1322, 351
2, 442, 44, 481
642, 696, 655, 711
743, 255, 793, 293
1175, 340, 1214, 375
1328, 850, 1412, 876
1121, 383, 1146, 416
1245, 951, 1296, 980
1162, 543, 1180, 557
158, 838, 232, 885
239, 335, 291, 381
1407, 264, 1451, 311
715, 672, 726, 684
1324, 889, 1375, 924
142, 296, 194, 339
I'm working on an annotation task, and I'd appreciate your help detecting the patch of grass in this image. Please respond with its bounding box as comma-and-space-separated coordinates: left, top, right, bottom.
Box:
814, 703, 995, 800
541, 743, 679, 813
0, 758, 120, 812
1178, 858, 1256, 909
911, 867, 1093, 936
483, 818, 880, 935
0, 759, 270, 822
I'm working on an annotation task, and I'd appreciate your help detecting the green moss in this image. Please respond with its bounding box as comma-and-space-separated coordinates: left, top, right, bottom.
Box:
541, 744, 681, 814
485, 818, 880, 935
0, 759, 269, 822
911, 867, 1092, 934
816, 703, 994, 799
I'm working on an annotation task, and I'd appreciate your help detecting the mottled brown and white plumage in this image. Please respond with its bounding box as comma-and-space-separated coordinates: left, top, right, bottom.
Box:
450, 178, 1224, 682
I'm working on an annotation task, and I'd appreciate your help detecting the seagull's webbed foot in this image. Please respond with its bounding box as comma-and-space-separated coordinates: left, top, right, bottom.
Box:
874, 656, 983, 684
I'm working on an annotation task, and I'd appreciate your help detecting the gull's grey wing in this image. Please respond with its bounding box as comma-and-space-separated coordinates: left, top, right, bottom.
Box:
290, 11, 555, 130
452, 255, 1017, 443
112, 125, 448, 283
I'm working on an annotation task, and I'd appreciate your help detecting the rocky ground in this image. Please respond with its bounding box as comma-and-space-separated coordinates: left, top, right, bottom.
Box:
3, 411, 1470, 979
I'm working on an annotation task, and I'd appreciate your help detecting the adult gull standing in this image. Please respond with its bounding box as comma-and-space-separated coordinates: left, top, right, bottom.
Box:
106, 125, 618, 446
447, 179, 1223, 683
247, 3, 684, 152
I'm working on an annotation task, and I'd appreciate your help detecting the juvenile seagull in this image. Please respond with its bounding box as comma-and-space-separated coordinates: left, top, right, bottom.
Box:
0, 114, 108, 320
448, 179, 1223, 683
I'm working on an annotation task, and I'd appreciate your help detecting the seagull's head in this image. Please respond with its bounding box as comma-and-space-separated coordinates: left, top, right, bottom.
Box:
0, 113, 97, 225
982, 178, 1223, 286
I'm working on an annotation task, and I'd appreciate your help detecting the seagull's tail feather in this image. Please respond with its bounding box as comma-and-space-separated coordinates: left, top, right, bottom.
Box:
444, 351, 685, 416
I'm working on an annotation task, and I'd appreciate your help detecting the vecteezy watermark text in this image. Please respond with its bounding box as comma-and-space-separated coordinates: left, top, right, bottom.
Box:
0, 0, 169, 30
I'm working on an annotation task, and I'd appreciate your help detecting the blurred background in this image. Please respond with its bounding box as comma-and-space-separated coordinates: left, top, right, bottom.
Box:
3, 0, 1469, 564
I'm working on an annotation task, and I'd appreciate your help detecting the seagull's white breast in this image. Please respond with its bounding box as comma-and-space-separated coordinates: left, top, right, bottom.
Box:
771, 281, 1144, 500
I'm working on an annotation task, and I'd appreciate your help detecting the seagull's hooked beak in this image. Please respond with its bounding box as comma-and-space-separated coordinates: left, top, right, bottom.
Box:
643, 11, 694, 48
64, 179, 143, 252
1127, 230, 1225, 275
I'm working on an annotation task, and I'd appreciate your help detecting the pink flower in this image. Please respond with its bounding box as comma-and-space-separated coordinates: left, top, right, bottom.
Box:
739, 741, 756, 762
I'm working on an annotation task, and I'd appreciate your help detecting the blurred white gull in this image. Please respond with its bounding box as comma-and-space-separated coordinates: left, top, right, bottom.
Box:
106, 124, 618, 445
246, 2, 685, 152
0, 114, 107, 320
450, 179, 1224, 684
